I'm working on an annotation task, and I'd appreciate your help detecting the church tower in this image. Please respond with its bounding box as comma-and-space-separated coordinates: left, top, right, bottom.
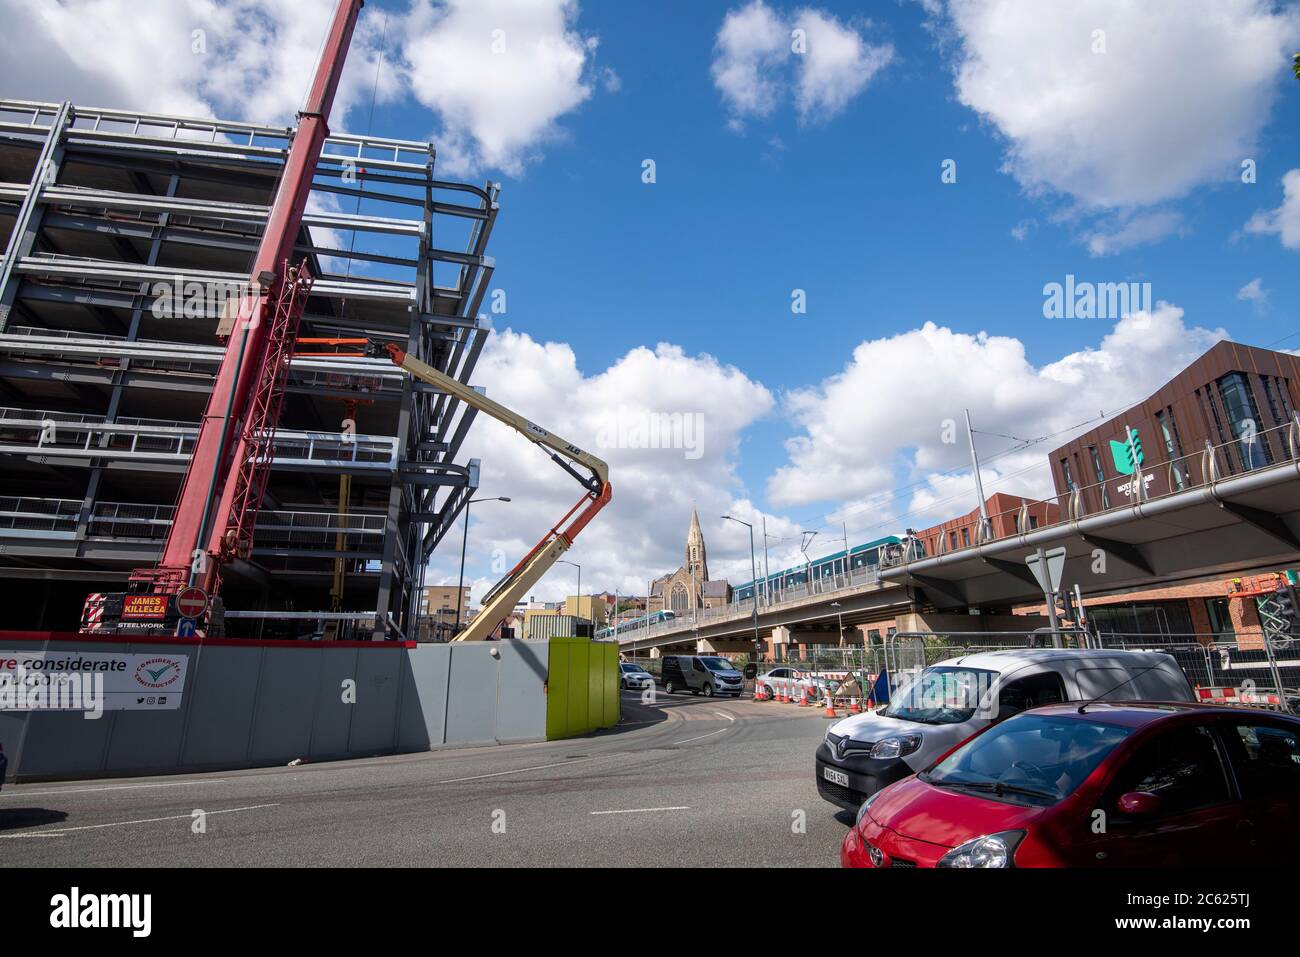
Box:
685, 508, 709, 582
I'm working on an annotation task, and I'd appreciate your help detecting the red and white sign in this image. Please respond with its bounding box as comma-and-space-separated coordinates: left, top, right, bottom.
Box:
176, 587, 209, 619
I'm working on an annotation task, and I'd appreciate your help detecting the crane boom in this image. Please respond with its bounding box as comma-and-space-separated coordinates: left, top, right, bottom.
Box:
379, 344, 612, 641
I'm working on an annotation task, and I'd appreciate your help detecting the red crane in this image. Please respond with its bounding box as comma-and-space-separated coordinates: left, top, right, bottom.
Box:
83, 0, 365, 635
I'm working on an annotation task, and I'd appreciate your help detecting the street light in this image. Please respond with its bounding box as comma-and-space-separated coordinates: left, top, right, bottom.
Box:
557, 559, 582, 633
456, 496, 511, 635
830, 601, 845, 648
722, 515, 762, 659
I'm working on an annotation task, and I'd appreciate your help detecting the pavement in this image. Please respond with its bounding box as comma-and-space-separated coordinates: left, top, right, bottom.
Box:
0, 690, 852, 867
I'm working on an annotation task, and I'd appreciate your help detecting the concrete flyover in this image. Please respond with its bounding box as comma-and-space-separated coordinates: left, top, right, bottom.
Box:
882, 454, 1300, 610
622, 455, 1300, 653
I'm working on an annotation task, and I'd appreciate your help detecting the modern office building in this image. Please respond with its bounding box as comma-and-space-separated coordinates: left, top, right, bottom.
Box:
1048, 340, 1299, 510
0, 98, 499, 638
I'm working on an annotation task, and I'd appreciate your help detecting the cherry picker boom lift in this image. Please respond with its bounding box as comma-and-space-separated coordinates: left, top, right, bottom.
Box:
375, 342, 612, 642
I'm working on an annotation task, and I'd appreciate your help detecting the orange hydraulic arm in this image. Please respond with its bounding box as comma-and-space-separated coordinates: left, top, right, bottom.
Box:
378, 343, 611, 641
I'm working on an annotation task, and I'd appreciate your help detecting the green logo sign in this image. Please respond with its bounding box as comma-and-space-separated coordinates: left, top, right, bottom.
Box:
1109, 428, 1144, 476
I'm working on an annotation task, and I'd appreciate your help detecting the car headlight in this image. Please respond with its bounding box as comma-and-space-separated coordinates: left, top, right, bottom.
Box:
868, 733, 923, 759
936, 831, 1026, 868
855, 791, 881, 827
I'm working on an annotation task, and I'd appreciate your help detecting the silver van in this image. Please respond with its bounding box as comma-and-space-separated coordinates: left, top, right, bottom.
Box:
660, 655, 743, 697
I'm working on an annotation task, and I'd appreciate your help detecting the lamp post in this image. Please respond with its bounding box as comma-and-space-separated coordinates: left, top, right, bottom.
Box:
558, 559, 582, 633
831, 601, 845, 648
722, 514, 762, 659
456, 495, 511, 637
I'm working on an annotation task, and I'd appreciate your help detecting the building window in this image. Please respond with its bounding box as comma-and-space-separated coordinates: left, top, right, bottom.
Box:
961, 527, 971, 547
949, 530, 958, 550
1205, 598, 1234, 638
1217, 372, 1273, 470
1060, 457, 1076, 491
670, 583, 689, 612
1199, 386, 1237, 475
1156, 408, 1186, 490
1088, 446, 1111, 509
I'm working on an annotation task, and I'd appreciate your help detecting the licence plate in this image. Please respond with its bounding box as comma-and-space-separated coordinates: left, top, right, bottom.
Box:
823, 767, 849, 787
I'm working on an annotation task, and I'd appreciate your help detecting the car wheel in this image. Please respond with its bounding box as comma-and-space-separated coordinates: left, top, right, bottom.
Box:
665, 680, 675, 694
703, 683, 714, 697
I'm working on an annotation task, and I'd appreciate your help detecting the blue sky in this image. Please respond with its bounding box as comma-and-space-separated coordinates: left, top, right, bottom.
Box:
7, 0, 1300, 597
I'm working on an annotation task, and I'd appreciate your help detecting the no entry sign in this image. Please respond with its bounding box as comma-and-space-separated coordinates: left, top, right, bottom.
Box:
176, 587, 209, 619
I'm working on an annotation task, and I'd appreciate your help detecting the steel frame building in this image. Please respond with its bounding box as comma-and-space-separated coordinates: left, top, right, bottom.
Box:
0, 98, 498, 639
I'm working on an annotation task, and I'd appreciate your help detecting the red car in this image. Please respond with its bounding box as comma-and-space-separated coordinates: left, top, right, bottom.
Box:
842, 702, 1300, 867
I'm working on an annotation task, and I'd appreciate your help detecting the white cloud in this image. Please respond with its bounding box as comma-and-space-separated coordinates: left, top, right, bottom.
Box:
711, 1, 893, 128
428, 331, 775, 602
1232, 276, 1263, 302
399, 0, 598, 176
0, 0, 401, 128
1245, 168, 1300, 251
938, 0, 1299, 212
767, 306, 1228, 538
1232, 274, 1263, 312
1085, 210, 1184, 257
0, 0, 604, 177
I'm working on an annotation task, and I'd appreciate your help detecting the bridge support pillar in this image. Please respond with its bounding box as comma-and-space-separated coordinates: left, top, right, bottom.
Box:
696, 639, 755, 654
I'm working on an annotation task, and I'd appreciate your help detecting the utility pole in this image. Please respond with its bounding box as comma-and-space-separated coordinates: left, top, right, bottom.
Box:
842, 521, 851, 583
761, 516, 772, 606
965, 409, 992, 542
722, 515, 762, 661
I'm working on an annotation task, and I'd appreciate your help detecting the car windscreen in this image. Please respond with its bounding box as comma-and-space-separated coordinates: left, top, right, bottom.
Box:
923, 713, 1133, 805
883, 666, 999, 725
701, 657, 734, 672
620, 664, 645, 673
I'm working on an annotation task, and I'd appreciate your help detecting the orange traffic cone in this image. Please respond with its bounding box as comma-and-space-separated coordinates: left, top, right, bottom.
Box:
798, 686, 810, 707
848, 697, 861, 715
777, 682, 787, 703
824, 694, 836, 718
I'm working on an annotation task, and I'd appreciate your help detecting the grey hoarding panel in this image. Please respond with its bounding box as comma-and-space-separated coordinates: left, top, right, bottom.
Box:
348, 647, 403, 755
495, 641, 547, 743
310, 647, 361, 761
105, 640, 194, 774
445, 644, 497, 745
398, 644, 451, 750
10, 710, 111, 777
181, 644, 260, 768
249, 646, 323, 764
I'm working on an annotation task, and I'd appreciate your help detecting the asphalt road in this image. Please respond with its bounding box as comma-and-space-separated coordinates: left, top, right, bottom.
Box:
0, 690, 852, 867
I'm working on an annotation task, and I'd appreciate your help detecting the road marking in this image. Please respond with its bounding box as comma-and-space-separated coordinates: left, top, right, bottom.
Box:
439, 757, 594, 784
0, 779, 229, 799
713, 711, 735, 722
674, 728, 729, 745
1, 803, 279, 837
590, 806, 690, 815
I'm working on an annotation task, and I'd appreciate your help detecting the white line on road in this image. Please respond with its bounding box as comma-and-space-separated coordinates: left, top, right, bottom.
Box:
713, 711, 735, 722
674, 728, 729, 745
590, 806, 690, 815
0, 779, 229, 799
1, 803, 279, 837
438, 758, 594, 784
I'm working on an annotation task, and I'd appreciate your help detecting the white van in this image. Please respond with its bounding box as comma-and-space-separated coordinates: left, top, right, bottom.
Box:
815, 648, 1195, 812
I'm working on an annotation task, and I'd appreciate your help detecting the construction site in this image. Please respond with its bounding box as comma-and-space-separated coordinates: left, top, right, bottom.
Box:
0, 9, 502, 641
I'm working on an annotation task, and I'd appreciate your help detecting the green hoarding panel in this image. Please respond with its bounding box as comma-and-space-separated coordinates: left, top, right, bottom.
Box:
545, 638, 619, 741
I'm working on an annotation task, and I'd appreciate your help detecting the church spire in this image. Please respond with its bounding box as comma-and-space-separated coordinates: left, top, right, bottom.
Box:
686, 508, 708, 582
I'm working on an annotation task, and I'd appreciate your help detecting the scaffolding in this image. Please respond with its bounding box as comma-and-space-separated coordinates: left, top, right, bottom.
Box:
0, 98, 499, 639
